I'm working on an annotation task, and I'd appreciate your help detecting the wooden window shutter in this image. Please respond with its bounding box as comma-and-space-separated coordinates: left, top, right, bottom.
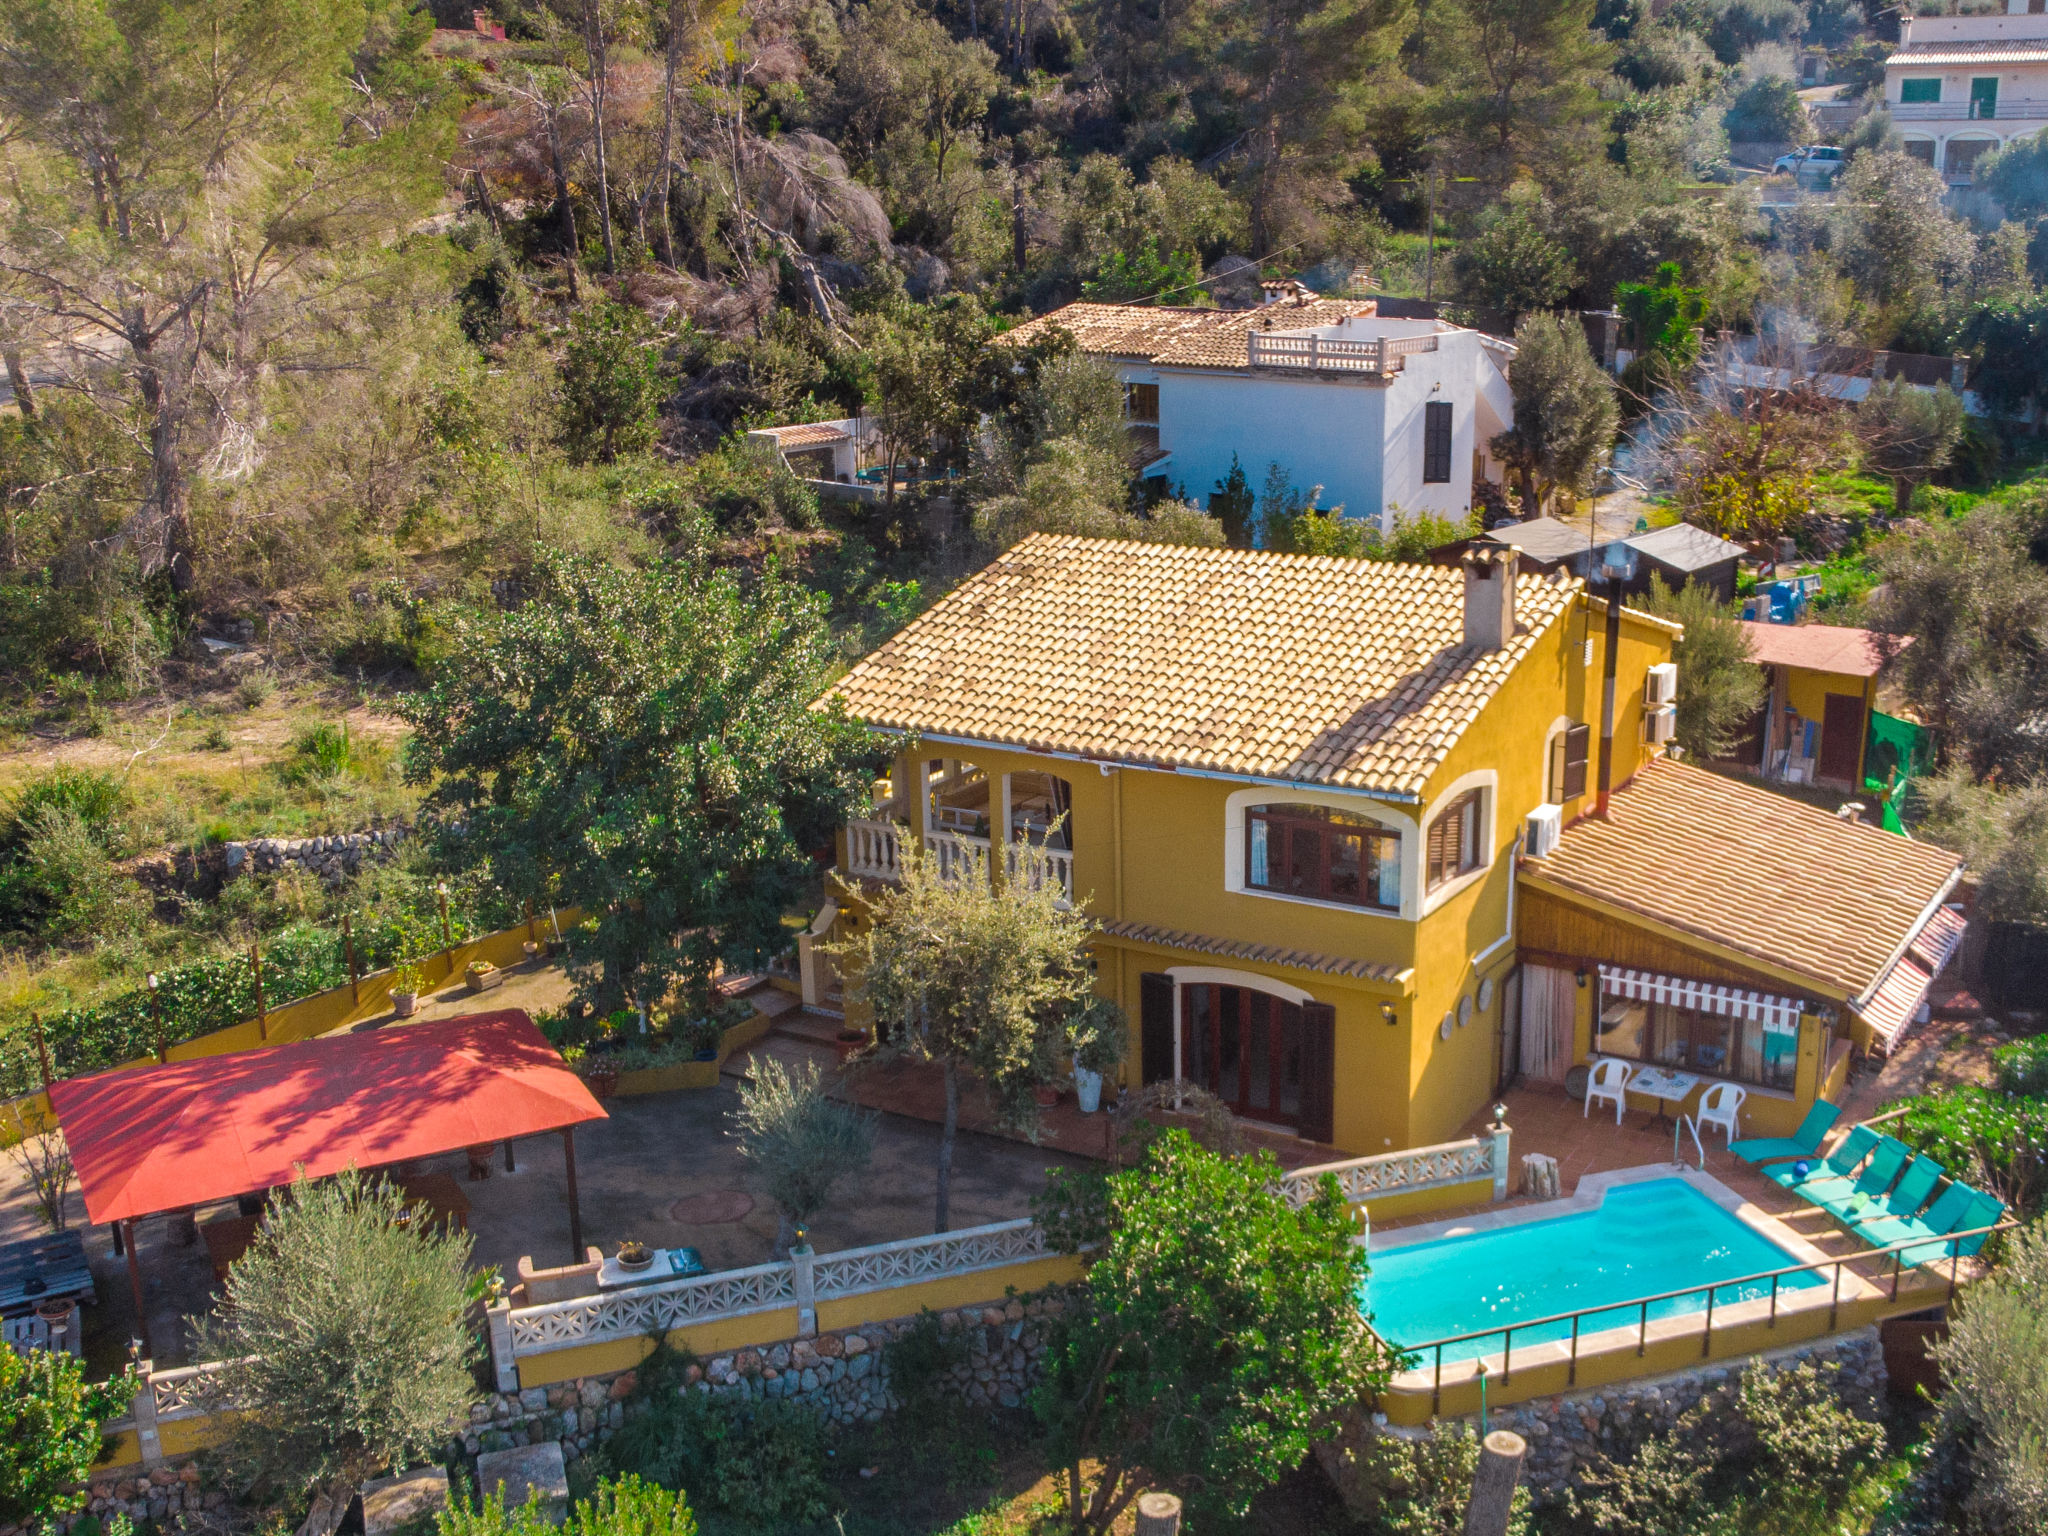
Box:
1300, 1002, 1336, 1145
1140, 973, 1176, 1085
1562, 724, 1592, 800
1426, 812, 1450, 888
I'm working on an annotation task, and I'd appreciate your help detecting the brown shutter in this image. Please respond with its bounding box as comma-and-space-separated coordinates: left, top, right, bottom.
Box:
1141, 973, 1175, 1085
1300, 1002, 1336, 1145
1426, 813, 1449, 889
1562, 724, 1592, 799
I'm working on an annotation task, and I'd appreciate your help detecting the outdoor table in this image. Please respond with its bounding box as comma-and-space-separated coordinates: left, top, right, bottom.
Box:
597, 1247, 707, 1291
1626, 1067, 1700, 1130
0, 1231, 93, 1319
202, 1214, 260, 1282
395, 1173, 472, 1233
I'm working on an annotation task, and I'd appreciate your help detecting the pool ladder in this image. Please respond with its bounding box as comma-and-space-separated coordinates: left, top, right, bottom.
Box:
1674, 1113, 1705, 1171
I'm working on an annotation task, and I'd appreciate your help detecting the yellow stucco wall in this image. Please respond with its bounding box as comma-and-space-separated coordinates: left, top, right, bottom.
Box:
839, 589, 1680, 1158
1776, 664, 1876, 786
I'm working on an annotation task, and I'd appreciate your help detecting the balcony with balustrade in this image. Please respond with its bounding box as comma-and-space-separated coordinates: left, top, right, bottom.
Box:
1246, 328, 1441, 376
837, 757, 1076, 908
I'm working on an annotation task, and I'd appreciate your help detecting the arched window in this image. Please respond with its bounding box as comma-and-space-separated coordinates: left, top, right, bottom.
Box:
1246, 803, 1400, 911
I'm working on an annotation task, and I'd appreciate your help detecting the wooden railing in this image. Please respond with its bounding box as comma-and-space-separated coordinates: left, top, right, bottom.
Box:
1247, 331, 1440, 374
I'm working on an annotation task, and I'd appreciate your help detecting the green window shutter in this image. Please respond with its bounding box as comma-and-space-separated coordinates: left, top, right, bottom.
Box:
1899, 79, 1941, 104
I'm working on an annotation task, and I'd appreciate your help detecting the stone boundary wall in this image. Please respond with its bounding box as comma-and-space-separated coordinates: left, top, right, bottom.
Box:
1333, 1327, 1886, 1508
469, 1296, 1062, 1473
224, 826, 409, 885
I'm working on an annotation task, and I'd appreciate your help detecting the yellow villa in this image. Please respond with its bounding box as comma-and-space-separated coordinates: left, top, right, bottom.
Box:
808, 534, 1966, 1157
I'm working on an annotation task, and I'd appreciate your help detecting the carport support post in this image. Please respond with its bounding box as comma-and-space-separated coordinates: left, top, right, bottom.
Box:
562, 1127, 584, 1263
122, 1220, 151, 1359
505, 1137, 516, 1173
250, 945, 268, 1040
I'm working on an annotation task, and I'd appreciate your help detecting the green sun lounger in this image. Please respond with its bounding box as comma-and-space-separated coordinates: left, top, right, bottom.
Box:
1730, 1100, 1841, 1165
1765, 1123, 1877, 1192
1898, 1193, 2007, 1268
1853, 1176, 1972, 1251
1828, 1152, 1942, 1230
1800, 1135, 1911, 1219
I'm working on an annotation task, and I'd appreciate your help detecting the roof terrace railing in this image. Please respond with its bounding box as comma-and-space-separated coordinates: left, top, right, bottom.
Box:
1387, 1217, 2015, 1414
1247, 331, 1440, 374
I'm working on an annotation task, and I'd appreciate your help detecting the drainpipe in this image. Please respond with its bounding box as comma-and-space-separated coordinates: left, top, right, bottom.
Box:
1596, 572, 1625, 818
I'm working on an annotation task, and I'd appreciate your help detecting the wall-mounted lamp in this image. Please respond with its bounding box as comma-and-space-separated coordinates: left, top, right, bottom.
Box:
1380, 1001, 1399, 1027
1574, 968, 1589, 989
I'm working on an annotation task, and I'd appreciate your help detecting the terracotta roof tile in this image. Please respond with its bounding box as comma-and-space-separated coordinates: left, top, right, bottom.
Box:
821, 534, 1577, 799
999, 299, 1380, 371
1521, 759, 1963, 999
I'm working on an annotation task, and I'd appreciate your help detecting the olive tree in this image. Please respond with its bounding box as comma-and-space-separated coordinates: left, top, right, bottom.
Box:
1490, 312, 1618, 518
728, 1057, 877, 1256
197, 1171, 478, 1499
834, 841, 1092, 1232
1856, 379, 1966, 516
1642, 575, 1765, 762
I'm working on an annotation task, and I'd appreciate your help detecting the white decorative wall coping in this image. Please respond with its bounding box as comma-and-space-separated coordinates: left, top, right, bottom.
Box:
1279, 1125, 1511, 1208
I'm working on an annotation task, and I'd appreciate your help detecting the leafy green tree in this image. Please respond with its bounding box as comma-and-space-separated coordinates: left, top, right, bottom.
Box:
1910, 771, 2048, 927
1641, 575, 1765, 761
1867, 494, 2048, 783
1616, 262, 1708, 380
1430, 0, 1615, 184
1081, 239, 1203, 303
834, 842, 1094, 1232
1904, 1216, 2048, 1533
1031, 1130, 1396, 1533
1721, 76, 1806, 143
1454, 206, 1576, 326
558, 304, 665, 465
728, 1056, 876, 1256
1977, 128, 2048, 220
1834, 151, 1972, 325
0, 1347, 137, 1526
402, 549, 869, 1017
1669, 389, 1842, 544
1490, 312, 1618, 517
1855, 379, 1966, 516
1348, 1420, 1531, 1535
197, 1171, 477, 1498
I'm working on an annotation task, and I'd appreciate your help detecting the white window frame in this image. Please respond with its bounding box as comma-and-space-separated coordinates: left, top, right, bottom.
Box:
1223, 786, 1419, 920
1419, 769, 1499, 916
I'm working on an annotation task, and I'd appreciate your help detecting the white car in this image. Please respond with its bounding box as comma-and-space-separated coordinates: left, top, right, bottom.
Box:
1772, 145, 1846, 177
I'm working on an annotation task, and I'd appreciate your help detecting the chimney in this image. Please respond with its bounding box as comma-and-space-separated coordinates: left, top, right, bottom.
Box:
1462, 545, 1518, 651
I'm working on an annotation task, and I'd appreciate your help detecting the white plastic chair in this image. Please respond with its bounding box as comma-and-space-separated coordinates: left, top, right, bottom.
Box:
1696, 1081, 1747, 1145
1584, 1057, 1633, 1124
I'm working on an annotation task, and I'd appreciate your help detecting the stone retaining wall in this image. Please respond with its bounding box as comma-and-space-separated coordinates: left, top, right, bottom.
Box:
225, 827, 408, 886
11, 1462, 227, 1536
462, 1296, 1063, 1472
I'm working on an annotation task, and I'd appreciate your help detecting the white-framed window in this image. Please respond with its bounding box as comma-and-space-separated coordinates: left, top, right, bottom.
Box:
1223, 787, 1415, 917
1416, 770, 1498, 913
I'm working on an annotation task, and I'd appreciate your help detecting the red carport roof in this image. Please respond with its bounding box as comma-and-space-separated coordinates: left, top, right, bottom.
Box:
49, 1011, 607, 1226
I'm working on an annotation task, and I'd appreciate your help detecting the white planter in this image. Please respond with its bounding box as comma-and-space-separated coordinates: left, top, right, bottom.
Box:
1073, 1066, 1103, 1114
392, 990, 419, 1018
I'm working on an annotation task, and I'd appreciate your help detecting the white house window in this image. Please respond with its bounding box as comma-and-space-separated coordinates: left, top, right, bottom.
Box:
1246, 804, 1400, 911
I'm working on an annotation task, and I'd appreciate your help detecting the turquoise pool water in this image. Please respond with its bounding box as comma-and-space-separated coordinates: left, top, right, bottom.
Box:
1367, 1178, 1823, 1365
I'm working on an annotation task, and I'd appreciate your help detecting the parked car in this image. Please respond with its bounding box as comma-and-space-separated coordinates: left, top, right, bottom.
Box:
1772, 145, 1846, 179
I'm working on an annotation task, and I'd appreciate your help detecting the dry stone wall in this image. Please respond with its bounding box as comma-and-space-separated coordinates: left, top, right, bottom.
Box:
224, 827, 408, 886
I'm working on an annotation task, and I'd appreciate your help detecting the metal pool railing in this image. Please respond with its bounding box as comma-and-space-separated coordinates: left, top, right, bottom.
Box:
1392, 1218, 2014, 1414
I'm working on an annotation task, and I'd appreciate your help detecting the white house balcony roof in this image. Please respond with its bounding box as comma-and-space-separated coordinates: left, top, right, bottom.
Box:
1889, 39, 2048, 65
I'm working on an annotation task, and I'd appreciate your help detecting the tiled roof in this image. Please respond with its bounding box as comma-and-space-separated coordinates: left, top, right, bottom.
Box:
1738, 621, 1899, 679
821, 533, 1578, 799
1889, 40, 2048, 64
1521, 759, 1963, 999
1094, 919, 1405, 983
999, 298, 1380, 371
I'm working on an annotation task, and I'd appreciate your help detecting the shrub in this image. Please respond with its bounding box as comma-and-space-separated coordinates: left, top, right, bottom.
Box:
728, 1055, 876, 1254
2, 766, 125, 850
0, 1345, 139, 1525
287, 722, 355, 784
0, 805, 135, 943
1993, 1034, 2048, 1098
1890, 1085, 2048, 1215
196, 1170, 478, 1497
592, 1377, 832, 1525
439, 1476, 695, 1536
236, 673, 276, 709
1899, 1216, 2048, 1534
1354, 1420, 1531, 1536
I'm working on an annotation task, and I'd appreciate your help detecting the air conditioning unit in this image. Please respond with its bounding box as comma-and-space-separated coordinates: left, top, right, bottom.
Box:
1645, 662, 1678, 706
1525, 803, 1563, 859
1645, 704, 1678, 744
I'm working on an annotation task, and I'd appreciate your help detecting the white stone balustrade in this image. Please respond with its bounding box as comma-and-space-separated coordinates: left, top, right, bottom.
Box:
1279, 1123, 1511, 1208
1247, 332, 1440, 375
923, 830, 991, 887
845, 818, 906, 882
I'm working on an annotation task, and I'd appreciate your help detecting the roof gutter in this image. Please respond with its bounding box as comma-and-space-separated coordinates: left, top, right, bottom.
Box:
859, 726, 1425, 805
1850, 864, 1967, 1012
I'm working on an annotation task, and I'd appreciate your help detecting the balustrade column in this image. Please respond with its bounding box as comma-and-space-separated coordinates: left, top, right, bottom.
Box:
1490, 1118, 1512, 1202
487, 1300, 518, 1392
790, 1244, 818, 1337
132, 1362, 164, 1470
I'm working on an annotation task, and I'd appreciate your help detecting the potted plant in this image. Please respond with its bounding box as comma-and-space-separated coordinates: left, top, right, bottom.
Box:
615, 1240, 654, 1272
465, 959, 501, 994
390, 961, 428, 1017
1068, 997, 1128, 1115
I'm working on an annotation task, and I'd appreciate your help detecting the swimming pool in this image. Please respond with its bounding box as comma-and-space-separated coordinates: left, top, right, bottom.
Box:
1366, 1177, 1824, 1365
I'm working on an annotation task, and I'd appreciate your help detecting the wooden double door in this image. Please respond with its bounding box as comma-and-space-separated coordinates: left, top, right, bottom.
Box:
1139, 973, 1335, 1143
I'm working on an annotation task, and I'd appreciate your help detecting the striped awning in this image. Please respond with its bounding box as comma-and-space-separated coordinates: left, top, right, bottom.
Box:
1859, 904, 1968, 1052
1597, 965, 1806, 1033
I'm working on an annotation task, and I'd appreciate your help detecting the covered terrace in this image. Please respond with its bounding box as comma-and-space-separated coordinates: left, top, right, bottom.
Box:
49, 1011, 606, 1355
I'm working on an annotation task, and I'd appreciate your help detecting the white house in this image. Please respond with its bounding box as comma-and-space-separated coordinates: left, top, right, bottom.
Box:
1000, 296, 1518, 531
1886, 2, 2048, 183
